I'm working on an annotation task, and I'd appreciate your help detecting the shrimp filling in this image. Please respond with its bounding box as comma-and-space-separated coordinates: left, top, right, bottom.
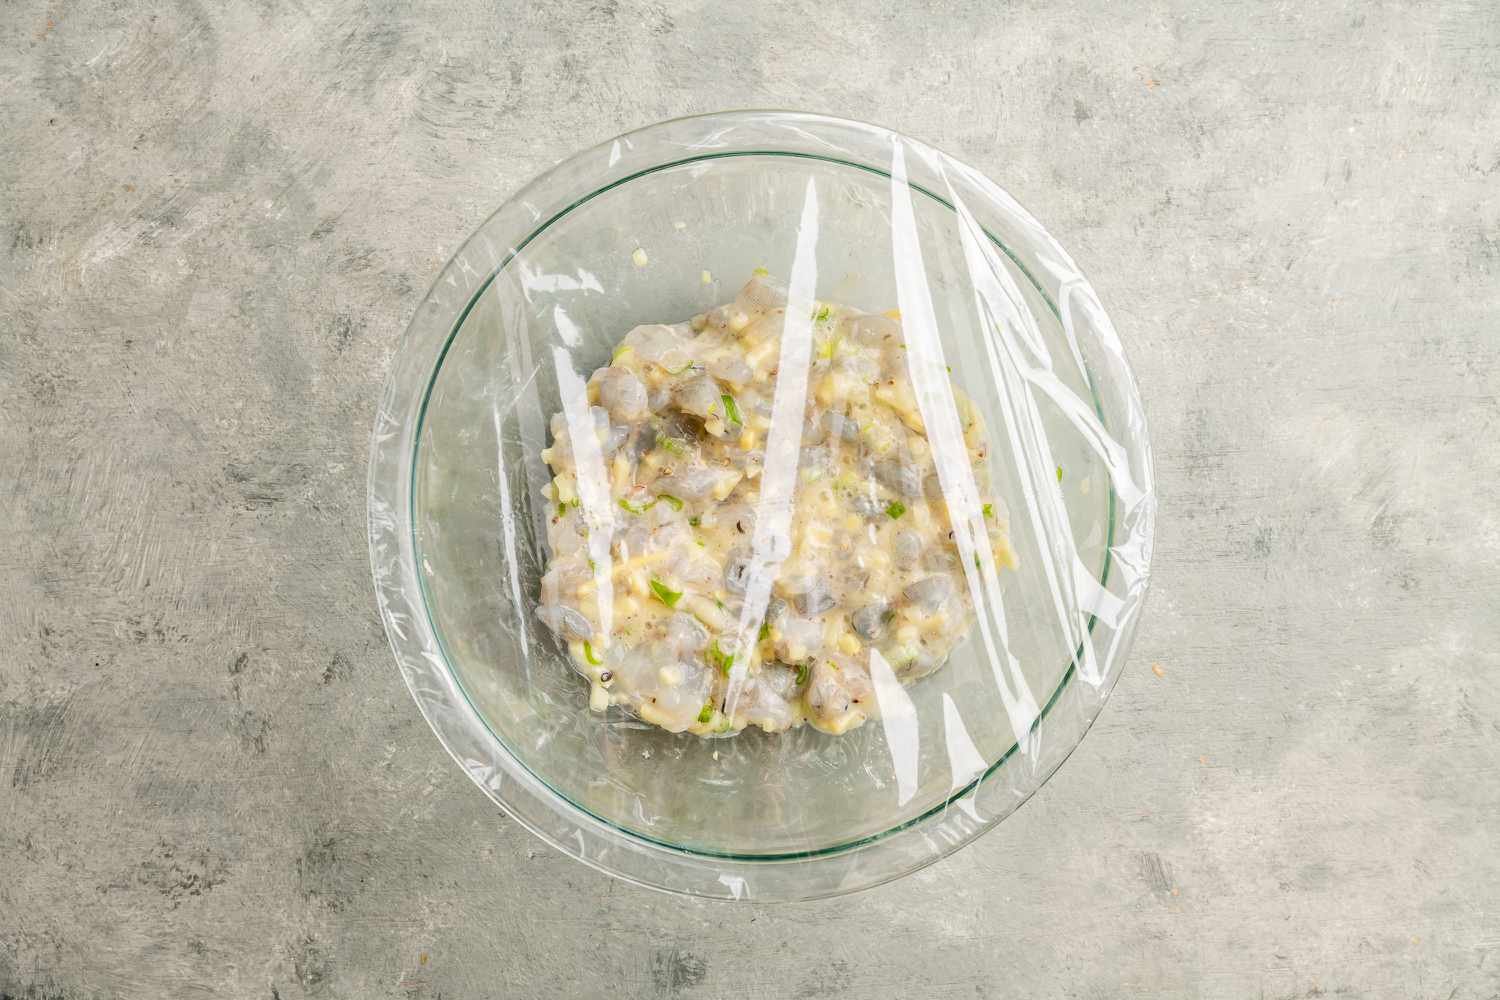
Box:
536, 274, 1017, 736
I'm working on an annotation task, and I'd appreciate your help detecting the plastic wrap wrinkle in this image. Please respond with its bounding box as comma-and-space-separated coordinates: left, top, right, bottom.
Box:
869, 650, 919, 806
722, 177, 819, 723
368, 111, 1155, 900
947, 164, 1149, 503
940, 694, 987, 823
890, 140, 1041, 748
515, 261, 605, 295
492, 384, 533, 664
950, 188, 1112, 690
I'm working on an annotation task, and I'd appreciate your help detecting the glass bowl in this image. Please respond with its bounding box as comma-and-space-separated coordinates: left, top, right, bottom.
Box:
368, 111, 1155, 900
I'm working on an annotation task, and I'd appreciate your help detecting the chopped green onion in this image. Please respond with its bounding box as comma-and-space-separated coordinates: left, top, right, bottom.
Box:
611, 344, 633, 362
688, 515, 701, 527
708, 639, 734, 675
658, 436, 685, 456
582, 641, 602, 666
556, 502, 567, 517
622, 495, 682, 515
719, 393, 742, 426
697, 702, 714, 724
1056, 464, 1064, 482
982, 502, 993, 519
885, 500, 907, 520
752, 266, 769, 277
794, 662, 810, 686
758, 621, 770, 642
811, 304, 830, 323
649, 578, 682, 608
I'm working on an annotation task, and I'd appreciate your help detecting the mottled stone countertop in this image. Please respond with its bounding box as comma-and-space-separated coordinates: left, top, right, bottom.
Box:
2, 2, 1497, 998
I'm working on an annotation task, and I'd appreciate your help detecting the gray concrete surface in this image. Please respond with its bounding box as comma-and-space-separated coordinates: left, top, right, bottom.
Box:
3, 1, 1498, 997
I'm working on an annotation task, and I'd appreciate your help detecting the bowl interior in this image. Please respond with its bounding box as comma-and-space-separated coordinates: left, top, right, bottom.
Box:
410, 151, 1120, 858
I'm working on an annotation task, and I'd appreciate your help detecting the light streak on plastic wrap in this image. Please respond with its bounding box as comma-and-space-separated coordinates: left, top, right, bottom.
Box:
367, 111, 1156, 902
940, 693, 988, 822
889, 139, 1041, 753
944, 164, 1151, 691
492, 387, 531, 666
723, 177, 819, 722
869, 649, 919, 807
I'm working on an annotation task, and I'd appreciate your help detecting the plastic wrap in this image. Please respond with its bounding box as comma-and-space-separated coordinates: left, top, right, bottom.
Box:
368, 111, 1155, 900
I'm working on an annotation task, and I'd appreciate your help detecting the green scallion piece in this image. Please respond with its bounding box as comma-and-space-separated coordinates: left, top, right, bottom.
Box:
649, 578, 682, 608
708, 639, 734, 675
885, 500, 907, 520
